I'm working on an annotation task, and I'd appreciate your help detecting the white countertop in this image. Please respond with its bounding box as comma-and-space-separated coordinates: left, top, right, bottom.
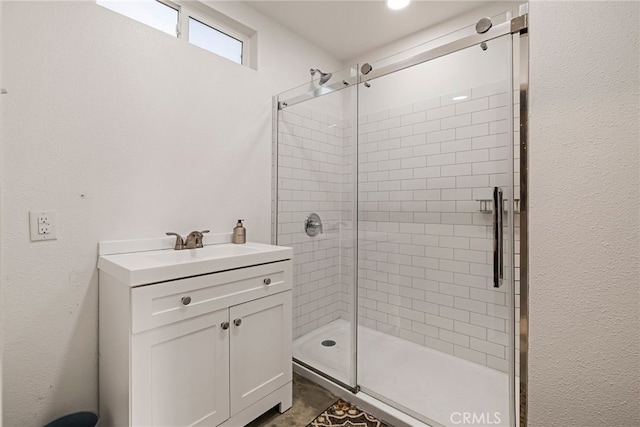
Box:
98, 241, 293, 287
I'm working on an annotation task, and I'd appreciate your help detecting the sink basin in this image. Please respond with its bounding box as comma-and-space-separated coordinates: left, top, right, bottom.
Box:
98, 242, 293, 287
147, 243, 272, 263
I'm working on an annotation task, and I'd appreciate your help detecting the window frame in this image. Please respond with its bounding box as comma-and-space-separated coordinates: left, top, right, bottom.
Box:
97, 0, 181, 37
180, 8, 247, 66
97, 0, 256, 69
156, 0, 181, 39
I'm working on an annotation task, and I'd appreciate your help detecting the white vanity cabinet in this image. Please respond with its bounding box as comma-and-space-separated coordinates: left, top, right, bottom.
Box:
131, 307, 230, 427
98, 241, 293, 427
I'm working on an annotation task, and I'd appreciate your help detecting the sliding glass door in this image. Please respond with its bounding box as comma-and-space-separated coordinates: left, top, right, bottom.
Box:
356, 34, 515, 427
275, 18, 525, 426
275, 67, 359, 390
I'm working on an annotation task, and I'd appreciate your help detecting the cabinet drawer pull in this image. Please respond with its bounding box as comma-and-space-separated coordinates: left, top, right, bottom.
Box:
263, 278, 272, 285
181, 296, 192, 306
221, 321, 230, 330
233, 318, 242, 327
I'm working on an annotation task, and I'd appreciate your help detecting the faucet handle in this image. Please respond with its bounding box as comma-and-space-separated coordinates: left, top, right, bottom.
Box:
196, 230, 210, 248
166, 232, 184, 250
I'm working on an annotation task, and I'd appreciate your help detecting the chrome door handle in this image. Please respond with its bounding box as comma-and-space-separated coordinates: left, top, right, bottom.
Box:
493, 187, 504, 288
233, 318, 242, 327
221, 321, 230, 330
181, 296, 192, 305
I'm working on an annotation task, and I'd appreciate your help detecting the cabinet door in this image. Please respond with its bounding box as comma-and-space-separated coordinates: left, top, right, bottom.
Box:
229, 291, 292, 416
132, 309, 230, 427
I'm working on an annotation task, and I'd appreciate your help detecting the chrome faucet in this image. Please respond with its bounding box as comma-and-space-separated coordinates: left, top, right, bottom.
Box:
166, 230, 210, 250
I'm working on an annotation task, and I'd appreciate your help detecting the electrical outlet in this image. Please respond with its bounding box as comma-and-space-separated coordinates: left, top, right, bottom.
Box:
38, 215, 50, 234
30, 210, 57, 241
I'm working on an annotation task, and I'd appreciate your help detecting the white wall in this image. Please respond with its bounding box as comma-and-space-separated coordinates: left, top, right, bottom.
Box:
528, 1, 640, 426
205, 0, 341, 95
0, 1, 341, 425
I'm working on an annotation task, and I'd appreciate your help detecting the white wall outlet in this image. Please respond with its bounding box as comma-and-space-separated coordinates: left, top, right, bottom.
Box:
29, 210, 57, 241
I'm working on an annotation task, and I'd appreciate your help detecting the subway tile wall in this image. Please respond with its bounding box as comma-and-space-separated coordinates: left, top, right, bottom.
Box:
338, 115, 356, 330
275, 80, 520, 374
277, 103, 353, 339
357, 81, 515, 372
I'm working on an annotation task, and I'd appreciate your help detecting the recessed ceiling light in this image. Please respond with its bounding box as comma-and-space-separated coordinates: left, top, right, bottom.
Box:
386, 0, 411, 11
452, 95, 468, 101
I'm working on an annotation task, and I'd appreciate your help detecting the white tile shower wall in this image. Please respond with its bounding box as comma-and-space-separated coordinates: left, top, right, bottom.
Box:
278, 104, 347, 339
357, 81, 514, 372
338, 115, 356, 326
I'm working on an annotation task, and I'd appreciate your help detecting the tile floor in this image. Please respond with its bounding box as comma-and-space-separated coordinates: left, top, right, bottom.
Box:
247, 373, 338, 427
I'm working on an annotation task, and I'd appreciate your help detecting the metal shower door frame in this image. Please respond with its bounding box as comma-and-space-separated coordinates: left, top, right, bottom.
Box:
517, 22, 529, 427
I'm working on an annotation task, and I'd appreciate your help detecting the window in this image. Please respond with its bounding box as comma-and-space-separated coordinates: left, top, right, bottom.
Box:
97, 1, 179, 37
188, 17, 242, 65
97, 0, 255, 68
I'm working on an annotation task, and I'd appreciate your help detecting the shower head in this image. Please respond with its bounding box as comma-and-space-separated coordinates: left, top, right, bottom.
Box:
310, 68, 332, 85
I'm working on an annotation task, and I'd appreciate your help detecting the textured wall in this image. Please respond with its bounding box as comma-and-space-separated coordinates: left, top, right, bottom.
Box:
0, 2, 341, 426
529, 2, 640, 426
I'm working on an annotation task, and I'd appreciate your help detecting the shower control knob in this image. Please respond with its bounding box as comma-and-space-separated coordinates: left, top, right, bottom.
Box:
221, 322, 230, 330
233, 318, 242, 327
304, 213, 323, 236
264, 278, 272, 285
181, 296, 191, 306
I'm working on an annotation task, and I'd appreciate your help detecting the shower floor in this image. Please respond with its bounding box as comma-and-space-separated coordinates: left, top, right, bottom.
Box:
293, 319, 511, 427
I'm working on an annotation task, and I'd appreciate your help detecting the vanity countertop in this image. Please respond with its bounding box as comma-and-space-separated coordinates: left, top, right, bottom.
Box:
98, 241, 293, 287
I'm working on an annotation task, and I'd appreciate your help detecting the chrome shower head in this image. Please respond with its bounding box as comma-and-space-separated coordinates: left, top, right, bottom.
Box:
310, 68, 332, 85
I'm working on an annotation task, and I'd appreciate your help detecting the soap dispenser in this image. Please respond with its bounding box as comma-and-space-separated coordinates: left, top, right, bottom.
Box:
232, 219, 246, 244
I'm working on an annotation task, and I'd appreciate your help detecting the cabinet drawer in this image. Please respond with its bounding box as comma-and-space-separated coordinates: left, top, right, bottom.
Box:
131, 261, 292, 334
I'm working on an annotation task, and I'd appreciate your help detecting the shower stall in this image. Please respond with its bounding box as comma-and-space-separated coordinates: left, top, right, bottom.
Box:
273, 11, 528, 427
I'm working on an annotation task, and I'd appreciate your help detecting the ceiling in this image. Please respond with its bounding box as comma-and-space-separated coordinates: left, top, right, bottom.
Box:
245, 1, 505, 61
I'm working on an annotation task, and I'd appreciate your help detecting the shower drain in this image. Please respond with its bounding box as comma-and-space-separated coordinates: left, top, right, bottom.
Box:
321, 340, 336, 347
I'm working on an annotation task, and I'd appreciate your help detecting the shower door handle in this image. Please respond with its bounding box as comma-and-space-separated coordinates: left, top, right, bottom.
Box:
493, 187, 504, 288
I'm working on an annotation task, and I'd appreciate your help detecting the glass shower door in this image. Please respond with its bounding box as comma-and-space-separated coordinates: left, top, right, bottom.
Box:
275, 66, 359, 390
356, 34, 515, 427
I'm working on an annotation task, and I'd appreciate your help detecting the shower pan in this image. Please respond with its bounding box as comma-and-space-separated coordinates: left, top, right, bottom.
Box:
273, 11, 528, 427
